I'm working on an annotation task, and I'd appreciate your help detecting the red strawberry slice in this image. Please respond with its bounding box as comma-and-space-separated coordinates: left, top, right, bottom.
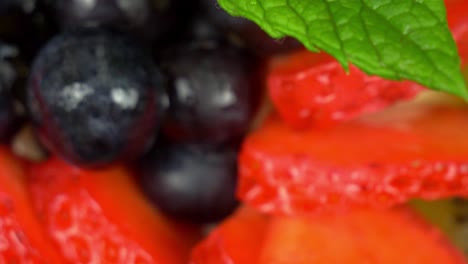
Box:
267, 50, 423, 129
446, 0, 468, 64
260, 207, 466, 264
28, 157, 200, 264
239, 98, 468, 215
191, 206, 466, 264
190, 206, 269, 264
0, 147, 64, 263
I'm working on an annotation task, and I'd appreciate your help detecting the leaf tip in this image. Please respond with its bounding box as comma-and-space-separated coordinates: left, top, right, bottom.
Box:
444, 75, 468, 101
457, 83, 468, 101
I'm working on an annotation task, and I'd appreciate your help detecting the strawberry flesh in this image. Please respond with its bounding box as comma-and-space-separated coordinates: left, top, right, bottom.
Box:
28, 157, 198, 263
260, 207, 466, 264
239, 100, 468, 215
267, 50, 423, 128
0, 147, 64, 263
191, 205, 466, 264
191, 206, 269, 264
446, 0, 468, 65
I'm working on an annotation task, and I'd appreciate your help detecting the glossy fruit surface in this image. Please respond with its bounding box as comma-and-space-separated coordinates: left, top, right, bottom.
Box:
239, 96, 468, 215
268, 49, 424, 128
446, 0, 468, 64
0, 42, 17, 88
259, 207, 465, 264
138, 141, 239, 223
27, 29, 168, 167
175, 17, 226, 45
28, 156, 197, 263
44, 0, 150, 28
190, 206, 268, 264
160, 41, 259, 143
42, 0, 186, 42
0, 147, 64, 262
191, 206, 465, 264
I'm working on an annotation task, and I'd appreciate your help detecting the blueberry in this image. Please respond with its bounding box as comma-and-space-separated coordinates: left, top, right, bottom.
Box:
0, 0, 36, 14
0, 43, 18, 87
138, 141, 239, 223
42, 0, 188, 42
27, 29, 168, 167
175, 17, 225, 44
43, 0, 149, 29
0, 42, 22, 142
160, 41, 260, 143
0, 5, 54, 62
198, 0, 302, 57
0, 93, 21, 142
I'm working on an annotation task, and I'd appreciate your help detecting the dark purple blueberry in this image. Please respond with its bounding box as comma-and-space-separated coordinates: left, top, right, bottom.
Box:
0, 93, 21, 142
160, 42, 260, 144
41, 0, 190, 42
27, 29, 168, 167
198, 0, 302, 57
0, 0, 36, 14
0, 0, 59, 70
138, 141, 239, 223
0, 43, 17, 87
176, 17, 225, 44
0, 43, 22, 142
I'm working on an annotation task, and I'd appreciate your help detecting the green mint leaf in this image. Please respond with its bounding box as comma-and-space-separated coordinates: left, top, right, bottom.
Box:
218, 0, 468, 99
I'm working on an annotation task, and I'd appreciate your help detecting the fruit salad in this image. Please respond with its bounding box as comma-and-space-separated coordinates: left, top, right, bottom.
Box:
0, 0, 468, 263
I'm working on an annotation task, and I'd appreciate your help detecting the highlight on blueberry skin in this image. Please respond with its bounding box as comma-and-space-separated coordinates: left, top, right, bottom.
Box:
26, 28, 168, 167
160, 41, 260, 144
138, 141, 239, 223
43, 0, 153, 29
41, 0, 193, 43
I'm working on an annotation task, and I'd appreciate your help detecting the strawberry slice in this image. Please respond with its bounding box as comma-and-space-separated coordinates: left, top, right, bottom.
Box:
28, 157, 200, 264
446, 0, 468, 64
259, 207, 466, 264
191, 206, 269, 264
0, 147, 64, 263
266, 0, 467, 130
191, 206, 465, 264
267, 50, 423, 128
239, 98, 468, 215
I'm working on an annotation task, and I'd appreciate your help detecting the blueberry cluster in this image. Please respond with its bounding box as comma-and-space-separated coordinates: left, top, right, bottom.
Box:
0, 0, 300, 223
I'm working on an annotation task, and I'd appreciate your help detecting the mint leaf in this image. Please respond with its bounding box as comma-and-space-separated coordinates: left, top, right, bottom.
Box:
218, 0, 468, 99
